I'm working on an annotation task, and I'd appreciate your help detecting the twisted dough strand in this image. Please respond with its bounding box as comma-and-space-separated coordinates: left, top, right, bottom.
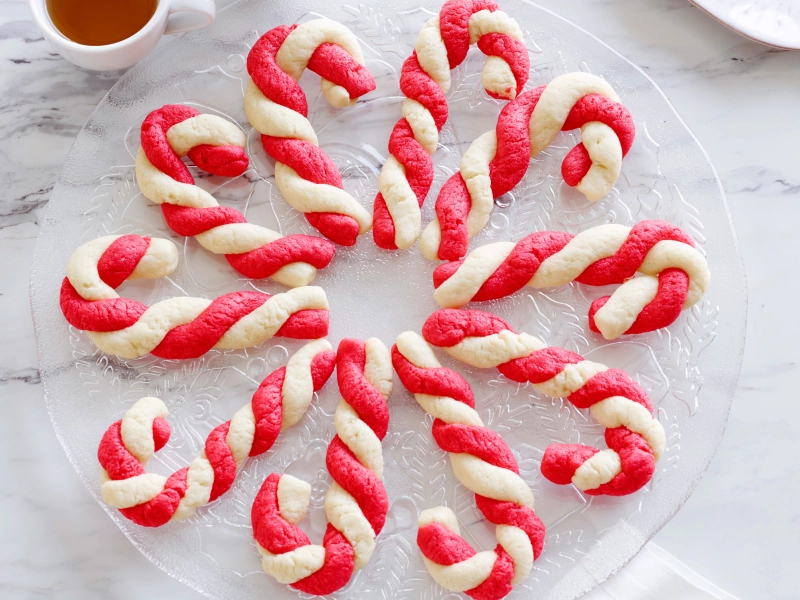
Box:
422, 308, 666, 496
252, 338, 392, 594
245, 21, 376, 246
373, 0, 529, 251
60, 235, 329, 359
97, 340, 337, 527
420, 72, 636, 261
392, 331, 544, 599
433, 219, 710, 339
135, 104, 336, 286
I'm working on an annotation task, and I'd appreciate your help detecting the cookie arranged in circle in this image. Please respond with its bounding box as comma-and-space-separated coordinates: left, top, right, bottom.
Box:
53, 5, 716, 599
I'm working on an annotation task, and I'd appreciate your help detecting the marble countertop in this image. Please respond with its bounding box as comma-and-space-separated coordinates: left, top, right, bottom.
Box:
2, 0, 798, 598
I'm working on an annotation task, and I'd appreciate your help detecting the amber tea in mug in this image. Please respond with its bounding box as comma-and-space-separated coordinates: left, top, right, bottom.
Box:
46, 0, 157, 46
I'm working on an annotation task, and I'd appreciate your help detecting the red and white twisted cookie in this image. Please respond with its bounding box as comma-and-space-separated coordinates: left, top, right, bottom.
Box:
60, 234, 329, 359
252, 338, 392, 594
422, 309, 666, 496
392, 331, 545, 600
373, 0, 529, 251
97, 340, 336, 527
420, 72, 636, 261
135, 105, 336, 286
433, 220, 710, 339
244, 21, 376, 246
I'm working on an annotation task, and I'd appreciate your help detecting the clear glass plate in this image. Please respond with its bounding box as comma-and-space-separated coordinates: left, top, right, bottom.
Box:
30, 1, 747, 598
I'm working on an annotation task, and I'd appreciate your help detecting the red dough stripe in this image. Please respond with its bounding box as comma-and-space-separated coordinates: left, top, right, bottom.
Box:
476, 33, 528, 100
422, 306, 507, 345
160, 204, 247, 237
98, 421, 146, 481
418, 522, 476, 564
250, 368, 287, 457
326, 436, 388, 533
205, 422, 236, 502
307, 43, 376, 100
567, 368, 652, 412
310, 350, 338, 390
466, 547, 515, 600
391, 347, 475, 406
60, 278, 147, 332
260, 136, 343, 188
400, 53, 449, 130
187, 143, 249, 177
432, 421, 518, 471
225, 235, 336, 280
587, 428, 656, 496
294, 525, 356, 595
499, 347, 584, 385
434, 174, 472, 261
489, 88, 543, 198
97, 235, 151, 288
248, 26, 307, 115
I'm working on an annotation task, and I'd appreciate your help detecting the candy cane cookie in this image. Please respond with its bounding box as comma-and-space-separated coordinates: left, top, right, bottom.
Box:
251, 338, 392, 594
419, 72, 636, 261
422, 309, 666, 496
135, 105, 336, 286
392, 331, 545, 599
373, 0, 530, 251
60, 234, 329, 359
433, 220, 710, 339
97, 340, 336, 527
244, 20, 376, 246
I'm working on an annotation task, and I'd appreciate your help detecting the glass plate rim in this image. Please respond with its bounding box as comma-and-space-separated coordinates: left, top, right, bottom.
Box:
29, 1, 748, 597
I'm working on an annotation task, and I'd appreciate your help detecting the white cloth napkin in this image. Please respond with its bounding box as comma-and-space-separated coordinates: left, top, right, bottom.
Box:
582, 543, 739, 600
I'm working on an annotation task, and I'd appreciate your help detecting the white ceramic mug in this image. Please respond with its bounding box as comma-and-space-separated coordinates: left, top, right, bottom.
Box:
29, 0, 215, 71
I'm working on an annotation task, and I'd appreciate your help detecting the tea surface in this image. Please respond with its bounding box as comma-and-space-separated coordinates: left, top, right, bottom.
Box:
46, 0, 157, 46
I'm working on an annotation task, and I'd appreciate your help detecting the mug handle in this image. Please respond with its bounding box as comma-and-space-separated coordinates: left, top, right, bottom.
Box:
164, 0, 215, 35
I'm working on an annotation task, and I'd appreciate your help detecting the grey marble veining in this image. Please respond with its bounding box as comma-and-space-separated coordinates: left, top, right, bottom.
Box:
1, 0, 798, 598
